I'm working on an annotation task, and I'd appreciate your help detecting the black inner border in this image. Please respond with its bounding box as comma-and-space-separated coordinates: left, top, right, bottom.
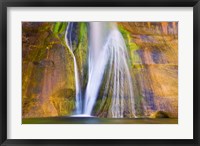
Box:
0, 0, 199, 145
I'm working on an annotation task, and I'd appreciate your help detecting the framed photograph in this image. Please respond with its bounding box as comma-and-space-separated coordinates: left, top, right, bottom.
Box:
0, 0, 199, 145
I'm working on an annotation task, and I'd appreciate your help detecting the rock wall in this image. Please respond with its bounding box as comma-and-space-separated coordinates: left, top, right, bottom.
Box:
22, 22, 76, 118
118, 22, 178, 117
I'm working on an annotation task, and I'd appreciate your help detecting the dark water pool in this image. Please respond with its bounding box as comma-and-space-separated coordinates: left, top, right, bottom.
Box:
22, 117, 178, 124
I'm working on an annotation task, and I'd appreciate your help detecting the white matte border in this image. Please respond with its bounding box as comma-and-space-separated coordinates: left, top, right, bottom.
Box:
7, 7, 193, 139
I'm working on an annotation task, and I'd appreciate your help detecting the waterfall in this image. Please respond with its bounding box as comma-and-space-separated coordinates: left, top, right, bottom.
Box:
65, 22, 136, 118
84, 22, 135, 117
65, 22, 82, 114
102, 28, 135, 118
84, 22, 110, 115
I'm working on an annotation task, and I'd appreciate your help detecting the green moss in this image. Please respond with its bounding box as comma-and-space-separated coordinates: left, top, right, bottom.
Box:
118, 25, 141, 67
52, 22, 67, 34
78, 22, 87, 42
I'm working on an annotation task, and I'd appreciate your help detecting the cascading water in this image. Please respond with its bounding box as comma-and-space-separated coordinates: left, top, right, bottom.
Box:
83, 22, 111, 115
65, 22, 82, 114
65, 22, 136, 118
84, 22, 135, 117
100, 27, 135, 118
